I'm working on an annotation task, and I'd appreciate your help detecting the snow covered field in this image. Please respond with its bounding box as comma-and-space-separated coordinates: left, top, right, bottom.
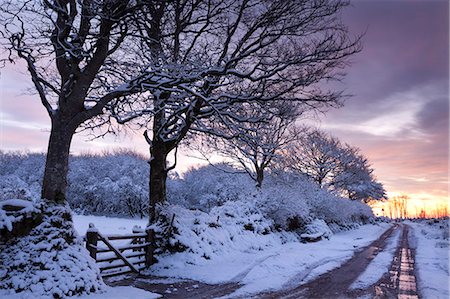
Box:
409, 220, 449, 299
73, 214, 148, 236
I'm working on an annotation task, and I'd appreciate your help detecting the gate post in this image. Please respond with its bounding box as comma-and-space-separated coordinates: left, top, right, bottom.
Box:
145, 227, 154, 267
86, 223, 98, 260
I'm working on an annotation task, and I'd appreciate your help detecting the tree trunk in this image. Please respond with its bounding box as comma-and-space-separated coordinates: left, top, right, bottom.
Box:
255, 166, 264, 188
41, 119, 75, 203
146, 139, 169, 267
148, 140, 168, 223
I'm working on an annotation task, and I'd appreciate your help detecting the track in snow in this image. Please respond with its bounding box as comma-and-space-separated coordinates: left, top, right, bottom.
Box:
107, 224, 421, 299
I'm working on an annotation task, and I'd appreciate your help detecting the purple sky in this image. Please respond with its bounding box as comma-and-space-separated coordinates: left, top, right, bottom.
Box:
318, 0, 449, 206
0, 0, 448, 208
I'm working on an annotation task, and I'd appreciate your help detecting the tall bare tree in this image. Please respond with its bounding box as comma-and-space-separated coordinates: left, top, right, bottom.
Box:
190, 102, 302, 188
107, 0, 362, 220
0, 0, 160, 203
282, 128, 344, 188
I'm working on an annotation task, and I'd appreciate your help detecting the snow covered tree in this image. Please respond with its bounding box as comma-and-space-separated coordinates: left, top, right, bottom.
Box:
0, 1, 168, 295
0, 0, 157, 203
332, 148, 386, 202
281, 128, 344, 188
106, 0, 362, 219
190, 102, 302, 188
281, 127, 386, 201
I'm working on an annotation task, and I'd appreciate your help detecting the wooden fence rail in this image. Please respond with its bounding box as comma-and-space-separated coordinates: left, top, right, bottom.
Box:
85, 223, 154, 278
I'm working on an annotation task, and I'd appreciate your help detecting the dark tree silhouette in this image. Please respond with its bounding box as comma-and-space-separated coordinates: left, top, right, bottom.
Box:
0, 0, 156, 203
106, 0, 362, 220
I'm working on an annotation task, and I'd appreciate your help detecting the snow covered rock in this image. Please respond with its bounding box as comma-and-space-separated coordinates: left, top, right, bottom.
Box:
0, 199, 41, 241
0, 200, 105, 298
300, 219, 333, 242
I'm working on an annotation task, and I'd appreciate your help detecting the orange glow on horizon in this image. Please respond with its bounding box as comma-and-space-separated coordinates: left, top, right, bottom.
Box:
369, 193, 449, 219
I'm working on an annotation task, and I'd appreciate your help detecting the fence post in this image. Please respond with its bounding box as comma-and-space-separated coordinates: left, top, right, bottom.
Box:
132, 225, 144, 252
145, 227, 154, 267
86, 223, 98, 260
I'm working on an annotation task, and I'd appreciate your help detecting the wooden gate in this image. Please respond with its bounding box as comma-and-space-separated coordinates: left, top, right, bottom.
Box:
85, 223, 153, 278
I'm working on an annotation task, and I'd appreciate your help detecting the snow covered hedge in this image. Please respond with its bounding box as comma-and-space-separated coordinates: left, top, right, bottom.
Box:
0, 200, 104, 298
0, 152, 374, 231
0, 151, 374, 234
150, 200, 298, 265
0, 151, 150, 217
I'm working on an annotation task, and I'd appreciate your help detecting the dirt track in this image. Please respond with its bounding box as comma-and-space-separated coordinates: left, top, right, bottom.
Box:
372, 224, 419, 299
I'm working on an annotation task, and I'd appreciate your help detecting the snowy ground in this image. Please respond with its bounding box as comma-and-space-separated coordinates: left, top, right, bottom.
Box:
72, 214, 391, 298
73, 214, 148, 236
0, 285, 161, 299
6, 213, 448, 298
408, 220, 449, 299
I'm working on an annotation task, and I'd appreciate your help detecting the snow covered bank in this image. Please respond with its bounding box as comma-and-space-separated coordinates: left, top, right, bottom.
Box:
1, 286, 161, 299
0, 201, 105, 298
409, 220, 449, 299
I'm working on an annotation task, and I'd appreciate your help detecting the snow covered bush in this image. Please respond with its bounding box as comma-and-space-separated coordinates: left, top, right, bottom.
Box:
0, 175, 38, 201
258, 173, 374, 231
67, 151, 150, 217
309, 193, 374, 230
0, 152, 44, 201
0, 151, 374, 232
0, 200, 104, 298
300, 219, 333, 241
0, 151, 152, 217
170, 164, 254, 210
151, 200, 297, 263
257, 183, 311, 231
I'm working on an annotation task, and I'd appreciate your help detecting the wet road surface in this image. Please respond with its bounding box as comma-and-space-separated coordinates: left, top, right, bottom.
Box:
374, 224, 419, 299
259, 224, 400, 299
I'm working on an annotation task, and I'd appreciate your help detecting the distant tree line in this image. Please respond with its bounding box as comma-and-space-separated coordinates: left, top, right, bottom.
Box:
192, 125, 386, 202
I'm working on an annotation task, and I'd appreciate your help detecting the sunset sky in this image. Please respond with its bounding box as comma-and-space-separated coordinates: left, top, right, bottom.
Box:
0, 1, 448, 215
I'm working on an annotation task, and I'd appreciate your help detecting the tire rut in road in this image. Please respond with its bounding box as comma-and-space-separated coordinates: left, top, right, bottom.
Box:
373, 224, 420, 299
258, 224, 399, 298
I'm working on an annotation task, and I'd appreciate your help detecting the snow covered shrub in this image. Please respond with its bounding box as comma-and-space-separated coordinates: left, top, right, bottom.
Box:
0, 152, 44, 201
174, 164, 255, 211
0, 151, 152, 217
260, 173, 374, 232
300, 219, 333, 242
0, 175, 37, 201
150, 200, 296, 264
67, 151, 150, 217
257, 184, 311, 231
171, 164, 254, 211
0, 200, 104, 298
305, 185, 374, 229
